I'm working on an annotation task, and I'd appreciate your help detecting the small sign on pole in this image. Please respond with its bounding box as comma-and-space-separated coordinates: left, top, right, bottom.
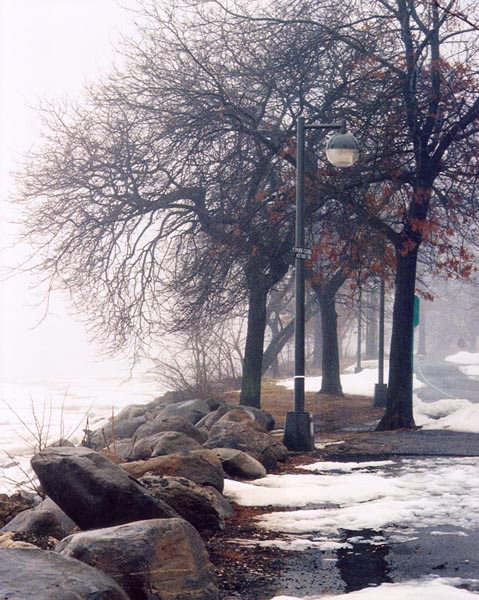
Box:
413, 294, 420, 328
293, 247, 312, 260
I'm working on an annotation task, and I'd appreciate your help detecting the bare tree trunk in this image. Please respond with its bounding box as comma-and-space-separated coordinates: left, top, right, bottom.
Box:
319, 292, 343, 395
240, 280, 268, 408
365, 288, 378, 359
313, 312, 322, 372
377, 248, 417, 430
267, 314, 282, 378
310, 272, 346, 396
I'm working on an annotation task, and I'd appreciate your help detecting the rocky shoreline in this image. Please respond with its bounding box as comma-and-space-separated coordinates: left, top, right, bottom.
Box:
0, 390, 291, 599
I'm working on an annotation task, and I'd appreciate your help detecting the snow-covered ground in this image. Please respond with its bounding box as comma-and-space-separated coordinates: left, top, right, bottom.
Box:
446, 351, 479, 379
231, 352, 479, 600
271, 578, 479, 599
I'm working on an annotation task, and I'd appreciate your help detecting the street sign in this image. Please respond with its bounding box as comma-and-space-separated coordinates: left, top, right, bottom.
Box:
413, 294, 420, 328
293, 247, 312, 260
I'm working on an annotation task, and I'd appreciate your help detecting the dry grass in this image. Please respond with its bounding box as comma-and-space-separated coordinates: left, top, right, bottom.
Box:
225, 378, 384, 433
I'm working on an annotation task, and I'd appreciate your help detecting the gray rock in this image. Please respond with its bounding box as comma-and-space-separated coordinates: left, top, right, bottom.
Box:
212, 448, 267, 480
31, 446, 177, 530
238, 406, 276, 431
134, 415, 208, 443
100, 438, 133, 463
88, 415, 146, 449
121, 448, 225, 493
129, 431, 202, 461
155, 398, 213, 424
115, 404, 148, 421
152, 431, 203, 456
0, 547, 129, 599
198, 404, 275, 431
216, 408, 257, 426
204, 420, 288, 470
57, 518, 219, 600
1, 501, 75, 540
141, 475, 233, 532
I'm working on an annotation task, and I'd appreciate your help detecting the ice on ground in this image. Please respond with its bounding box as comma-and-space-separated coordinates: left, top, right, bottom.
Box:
300, 460, 394, 472
459, 364, 479, 378
270, 577, 479, 599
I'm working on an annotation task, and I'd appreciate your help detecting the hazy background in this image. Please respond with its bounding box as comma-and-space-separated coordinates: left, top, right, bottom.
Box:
0, 0, 147, 383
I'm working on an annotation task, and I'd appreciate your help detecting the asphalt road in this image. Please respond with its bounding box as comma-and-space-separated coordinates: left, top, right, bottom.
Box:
415, 354, 479, 403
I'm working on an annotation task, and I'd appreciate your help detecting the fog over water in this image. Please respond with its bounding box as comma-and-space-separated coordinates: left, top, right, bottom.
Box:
0, 1, 162, 460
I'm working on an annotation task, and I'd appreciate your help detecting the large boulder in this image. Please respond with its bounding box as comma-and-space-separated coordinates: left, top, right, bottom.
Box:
2, 507, 71, 540
212, 448, 267, 480
0, 547, 129, 599
133, 416, 208, 444
154, 399, 214, 424
101, 438, 133, 463
31, 446, 177, 530
1, 496, 76, 539
198, 404, 275, 432
88, 415, 146, 450
203, 420, 288, 470
57, 518, 219, 600
121, 448, 225, 493
114, 404, 148, 421
141, 475, 233, 533
129, 431, 202, 461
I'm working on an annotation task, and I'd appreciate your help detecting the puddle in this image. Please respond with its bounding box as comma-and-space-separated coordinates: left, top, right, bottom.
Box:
268, 525, 479, 597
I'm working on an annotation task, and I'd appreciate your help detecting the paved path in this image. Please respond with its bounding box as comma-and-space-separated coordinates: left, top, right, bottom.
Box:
318, 429, 479, 459
415, 354, 479, 403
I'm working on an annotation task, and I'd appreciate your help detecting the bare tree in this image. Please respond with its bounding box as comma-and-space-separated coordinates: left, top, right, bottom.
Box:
16, 0, 350, 407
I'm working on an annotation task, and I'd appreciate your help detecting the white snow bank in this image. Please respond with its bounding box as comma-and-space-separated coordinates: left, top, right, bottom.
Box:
446, 351, 479, 365
278, 363, 424, 397
224, 457, 479, 538
415, 396, 479, 432
446, 352, 479, 379
270, 577, 479, 600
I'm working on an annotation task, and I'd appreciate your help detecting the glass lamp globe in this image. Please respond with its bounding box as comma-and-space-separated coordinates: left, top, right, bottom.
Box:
325, 132, 360, 168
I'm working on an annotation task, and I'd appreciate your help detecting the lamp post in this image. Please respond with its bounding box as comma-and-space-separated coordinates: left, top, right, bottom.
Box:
283, 116, 359, 452
355, 284, 363, 373
374, 276, 388, 407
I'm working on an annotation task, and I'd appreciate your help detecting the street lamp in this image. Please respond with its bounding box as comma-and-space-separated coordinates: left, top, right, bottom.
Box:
283, 116, 359, 452
374, 276, 388, 407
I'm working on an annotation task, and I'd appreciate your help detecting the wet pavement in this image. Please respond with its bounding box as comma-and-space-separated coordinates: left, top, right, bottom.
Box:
415, 354, 479, 403
318, 429, 479, 459
268, 451, 479, 598
276, 524, 479, 597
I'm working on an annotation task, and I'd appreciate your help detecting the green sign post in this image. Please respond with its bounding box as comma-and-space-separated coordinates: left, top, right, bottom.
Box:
413, 294, 420, 328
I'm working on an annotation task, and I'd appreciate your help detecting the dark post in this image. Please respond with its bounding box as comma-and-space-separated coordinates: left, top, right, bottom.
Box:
355, 285, 363, 373
283, 118, 359, 452
283, 116, 314, 451
374, 276, 388, 407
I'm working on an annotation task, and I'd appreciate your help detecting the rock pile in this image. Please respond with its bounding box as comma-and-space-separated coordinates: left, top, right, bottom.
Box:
0, 392, 288, 599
